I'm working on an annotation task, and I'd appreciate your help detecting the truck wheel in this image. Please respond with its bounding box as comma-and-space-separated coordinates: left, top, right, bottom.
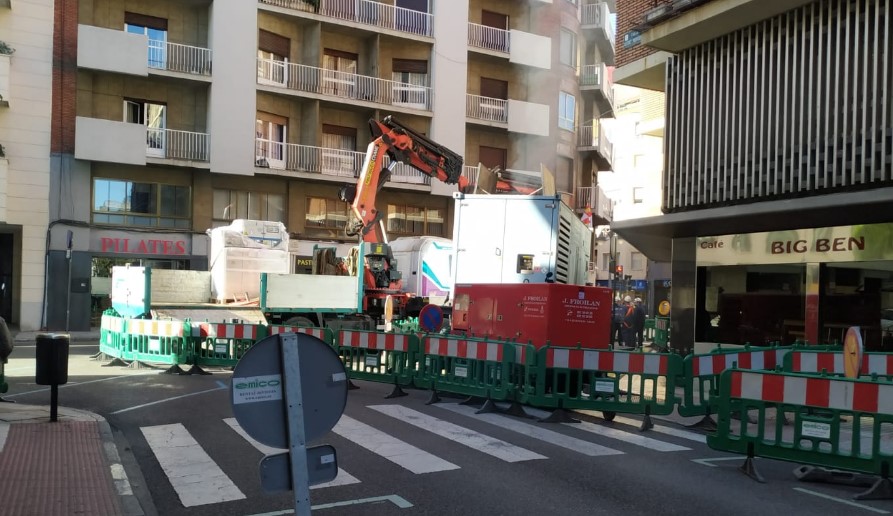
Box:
284, 316, 316, 328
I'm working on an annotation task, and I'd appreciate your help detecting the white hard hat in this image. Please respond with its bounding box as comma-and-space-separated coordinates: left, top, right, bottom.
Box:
623, 295, 632, 303
634, 297, 642, 303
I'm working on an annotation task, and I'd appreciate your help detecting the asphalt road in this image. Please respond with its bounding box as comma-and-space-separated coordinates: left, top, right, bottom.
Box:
5, 342, 893, 516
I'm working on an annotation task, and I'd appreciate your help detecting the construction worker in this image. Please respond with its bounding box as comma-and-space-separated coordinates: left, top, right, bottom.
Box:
634, 297, 647, 348
612, 297, 624, 346
621, 295, 637, 348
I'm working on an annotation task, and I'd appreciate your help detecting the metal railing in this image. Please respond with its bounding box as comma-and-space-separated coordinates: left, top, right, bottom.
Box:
146, 128, 210, 161
257, 58, 432, 110
462, 165, 480, 188
259, 0, 432, 37
466, 94, 508, 123
582, 3, 615, 49
467, 22, 510, 53
575, 185, 613, 221
148, 40, 212, 76
254, 140, 430, 184
580, 63, 614, 102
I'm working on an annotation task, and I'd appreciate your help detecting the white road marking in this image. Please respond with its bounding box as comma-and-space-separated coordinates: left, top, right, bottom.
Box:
566, 419, 691, 452
793, 487, 890, 514
333, 415, 458, 474
4, 374, 155, 397
691, 456, 744, 467
141, 423, 245, 507
436, 403, 624, 457
223, 418, 360, 489
369, 405, 547, 463
522, 406, 707, 444
244, 494, 413, 515
112, 381, 227, 414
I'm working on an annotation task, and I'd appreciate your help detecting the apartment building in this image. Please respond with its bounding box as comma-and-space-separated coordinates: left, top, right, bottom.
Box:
47, 0, 617, 330
613, 0, 893, 353
0, 0, 54, 331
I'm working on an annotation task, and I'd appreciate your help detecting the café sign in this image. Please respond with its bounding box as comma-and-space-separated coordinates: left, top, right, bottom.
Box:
696, 223, 893, 266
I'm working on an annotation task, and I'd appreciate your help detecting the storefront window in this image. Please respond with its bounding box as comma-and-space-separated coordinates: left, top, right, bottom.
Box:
212, 189, 285, 226
386, 204, 444, 236
93, 179, 190, 228
305, 197, 349, 232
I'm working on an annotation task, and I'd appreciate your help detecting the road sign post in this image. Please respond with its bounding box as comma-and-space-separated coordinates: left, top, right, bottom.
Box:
231, 332, 348, 515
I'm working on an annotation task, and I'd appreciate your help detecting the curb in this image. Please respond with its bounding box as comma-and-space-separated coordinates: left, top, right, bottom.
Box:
13, 333, 101, 343
96, 417, 145, 516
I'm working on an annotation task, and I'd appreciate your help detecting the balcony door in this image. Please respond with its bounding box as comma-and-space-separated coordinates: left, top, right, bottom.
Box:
125, 12, 168, 68
257, 30, 290, 87
479, 77, 508, 122
321, 124, 358, 178
480, 10, 509, 51
124, 100, 166, 158
256, 112, 288, 170
323, 49, 358, 99
392, 59, 428, 109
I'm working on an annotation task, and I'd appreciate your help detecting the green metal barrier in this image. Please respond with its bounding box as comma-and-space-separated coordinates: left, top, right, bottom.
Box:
192, 322, 267, 371
269, 325, 335, 347
644, 318, 656, 341
127, 318, 193, 372
99, 310, 125, 359
335, 329, 419, 397
679, 344, 792, 419
653, 317, 670, 350
521, 345, 683, 427
414, 335, 515, 403
708, 368, 893, 497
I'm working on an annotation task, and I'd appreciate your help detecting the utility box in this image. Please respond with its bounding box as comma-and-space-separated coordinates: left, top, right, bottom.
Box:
451, 193, 592, 288
451, 283, 613, 349
35, 333, 70, 385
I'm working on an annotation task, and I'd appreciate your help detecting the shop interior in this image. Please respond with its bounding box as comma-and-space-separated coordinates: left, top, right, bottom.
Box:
698, 261, 893, 350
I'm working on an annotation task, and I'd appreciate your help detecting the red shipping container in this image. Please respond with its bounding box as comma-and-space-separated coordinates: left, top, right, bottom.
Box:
451, 283, 613, 349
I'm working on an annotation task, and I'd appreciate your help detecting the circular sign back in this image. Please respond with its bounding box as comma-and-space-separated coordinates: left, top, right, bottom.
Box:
843, 326, 863, 379
658, 300, 671, 316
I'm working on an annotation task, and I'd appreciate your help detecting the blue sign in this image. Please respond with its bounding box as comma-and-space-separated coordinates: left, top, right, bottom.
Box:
596, 280, 611, 287
623, 30, 641, 49
630, 280, 648, 291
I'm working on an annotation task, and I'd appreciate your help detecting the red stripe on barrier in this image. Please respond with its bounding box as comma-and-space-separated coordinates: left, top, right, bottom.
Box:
455, 340, 466, 358
545, 348, 555, 367
817, 353, 837, 373
792, 352, 802, 372
853, 383, 879, 413
805, 377, 830, 407
568, 350, 584, 370
765, 351, 779, 370
712, 354, 725, 375
657, 355, 668, 375
629, 353, 645, 374
737, 353, 752, 369
762, 374, 785, 403
598, 352, 613, 371
731, 371, 742, 398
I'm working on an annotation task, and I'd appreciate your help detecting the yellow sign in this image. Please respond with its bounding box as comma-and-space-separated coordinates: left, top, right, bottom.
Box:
658, 300, 671, 316
843, 327, 863, 379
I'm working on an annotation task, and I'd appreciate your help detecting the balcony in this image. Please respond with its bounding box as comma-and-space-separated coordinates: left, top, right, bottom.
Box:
577, 122, 613, 171
0, 53, 8, 107
467, 22, 510, 54
0, 157, 7, 222
254, 140, 431, 185
579, 63, 614, 118
466, 94, 508, 125
582, 3, 615, 65
146, 128, 210, 163
259, 0, 432, 38
148, 40, 212, 77
575, 185, 613, 225
257, 58, 432, 112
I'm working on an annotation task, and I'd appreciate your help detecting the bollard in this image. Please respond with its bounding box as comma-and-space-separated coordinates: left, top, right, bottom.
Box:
35, 333, 70, 422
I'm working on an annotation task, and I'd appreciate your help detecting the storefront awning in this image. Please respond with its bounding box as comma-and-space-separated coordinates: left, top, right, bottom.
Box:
611, 186, 893, 262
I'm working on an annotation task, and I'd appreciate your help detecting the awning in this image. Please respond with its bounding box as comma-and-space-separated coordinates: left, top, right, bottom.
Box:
611, 186, 893, 262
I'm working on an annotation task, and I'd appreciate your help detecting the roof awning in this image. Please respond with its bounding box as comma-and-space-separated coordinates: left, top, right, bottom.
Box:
611, 187, 893, 262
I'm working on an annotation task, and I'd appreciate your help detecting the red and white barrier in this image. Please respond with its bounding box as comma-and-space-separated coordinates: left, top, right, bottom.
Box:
127, 319, 185, 337
546, 348, 670, 375
789, 351, 893, 377
340, 331, 409, 352
101, 315, 125, 333
195, 323, 259, 340
692, 349, 790, 376
425, 337, 503, 361
730, 370, 893, 413
270, 325, 327, 341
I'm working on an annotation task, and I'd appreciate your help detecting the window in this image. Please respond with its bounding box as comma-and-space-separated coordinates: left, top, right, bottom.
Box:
631, 252, 644, 271
321, 125, 359, 177
125, 12, 167, 68
212, 189, 285, 226
387, 205, 444, 236
633, 187, 644, 204
392, 59, 429, 108
323, 49, 358, 97
93, 178, 190, 228
560, 29, 577, 67
306, 197, 349, 230
124, 100, 166, 157
559, 91, 576, 131
257, 30, 290, 85
256, 112, 287, 169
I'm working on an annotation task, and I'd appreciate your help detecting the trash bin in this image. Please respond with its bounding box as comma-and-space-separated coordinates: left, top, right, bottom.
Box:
35, 333, 70, 385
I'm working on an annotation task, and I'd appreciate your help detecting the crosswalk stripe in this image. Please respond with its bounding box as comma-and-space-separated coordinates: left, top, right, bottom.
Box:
522, 406, 704, 446
562, 420, 691, 451
222, 418, 360, 489
333, 415, 459, 474
368, 405, 547, 463
435, 403, 625, 457
141, 423, 245, 507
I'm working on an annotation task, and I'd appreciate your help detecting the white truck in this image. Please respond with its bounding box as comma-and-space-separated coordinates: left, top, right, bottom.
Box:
389, 236, 453, 306
451, 193, 592, 288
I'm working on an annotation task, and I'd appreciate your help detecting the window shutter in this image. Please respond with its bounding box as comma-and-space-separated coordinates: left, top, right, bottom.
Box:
259, 30, 291, 59
393, 59, 428, 74
125, 12, 168, 31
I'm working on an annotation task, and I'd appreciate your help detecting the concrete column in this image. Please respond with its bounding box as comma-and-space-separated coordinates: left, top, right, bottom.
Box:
670, 236, 697, 355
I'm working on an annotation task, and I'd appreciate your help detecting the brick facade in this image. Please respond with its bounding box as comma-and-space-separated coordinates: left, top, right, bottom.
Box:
614, 0, 671, 67
51, 0, 78, 154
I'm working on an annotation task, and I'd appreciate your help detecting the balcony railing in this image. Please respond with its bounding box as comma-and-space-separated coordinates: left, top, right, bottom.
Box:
257, 58, 432, 110
462, 165, 480, 188
580, 63, 614, 101
147, 128, 210, 161
575, 185, 613, 222
255, 139, 430, 184
148, 40, 212, 76
466, 94, 508, 123
259, 0, 432, 37
583, 3, 616, 49
467, 22, 510, 53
